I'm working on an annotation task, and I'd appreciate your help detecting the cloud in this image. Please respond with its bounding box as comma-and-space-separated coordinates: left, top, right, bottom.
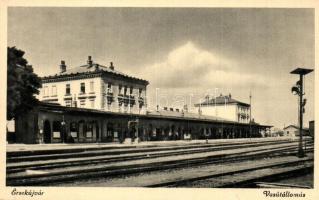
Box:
141, 41, 267, 89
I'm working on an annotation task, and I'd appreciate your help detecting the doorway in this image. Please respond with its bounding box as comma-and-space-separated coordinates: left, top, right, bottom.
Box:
43, 120, 51, 143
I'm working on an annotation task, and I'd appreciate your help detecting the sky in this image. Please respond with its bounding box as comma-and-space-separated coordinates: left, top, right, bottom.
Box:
8, 7, 315, 128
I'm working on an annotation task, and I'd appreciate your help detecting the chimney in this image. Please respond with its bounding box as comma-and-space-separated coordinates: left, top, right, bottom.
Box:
109, 62, 114, 70
95, 64, 99, 71
87, 56, 93, 67
60, 60, 66, 73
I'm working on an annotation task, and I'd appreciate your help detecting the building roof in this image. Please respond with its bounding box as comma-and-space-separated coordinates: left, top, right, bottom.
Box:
37, 102, 271, 127
146, 109, 230, 122
194, 94, 250, 107
41, 57, 149, 84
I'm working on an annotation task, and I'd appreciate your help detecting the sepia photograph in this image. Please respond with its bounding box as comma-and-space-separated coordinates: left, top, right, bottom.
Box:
1, 2, 318, 199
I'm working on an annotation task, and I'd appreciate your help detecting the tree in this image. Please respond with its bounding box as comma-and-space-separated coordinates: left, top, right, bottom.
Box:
7, 47, 41, 120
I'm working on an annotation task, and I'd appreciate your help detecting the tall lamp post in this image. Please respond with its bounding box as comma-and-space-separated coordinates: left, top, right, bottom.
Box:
249, 91, 252, 138
290, 68, 313, 158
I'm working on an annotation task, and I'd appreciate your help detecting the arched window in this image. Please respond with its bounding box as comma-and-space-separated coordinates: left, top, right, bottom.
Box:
86, 122, 93, 138
107, 123, 114, 137
70, 122, 78, 138
138, 127, 144, 141
52, 121, 61, 138
148, 124, 153, 135
116, 123, 122, 141
92, 121, 99, 140
155, 128, 161, 140
78, 120, 85, 139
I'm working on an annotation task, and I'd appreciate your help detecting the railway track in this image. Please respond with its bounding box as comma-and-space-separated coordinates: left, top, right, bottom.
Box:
56, 150, 313, 187
6, 139, 313, 186
7, 139, 298, 163
151, 157, 313, 188
7, 139, 307, 173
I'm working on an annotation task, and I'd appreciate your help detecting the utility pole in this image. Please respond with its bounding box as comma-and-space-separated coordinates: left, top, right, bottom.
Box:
291, 68, 313, 158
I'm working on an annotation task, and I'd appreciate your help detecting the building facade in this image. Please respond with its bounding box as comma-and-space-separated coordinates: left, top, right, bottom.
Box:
194, 94, 250, 123
13, 55, 272, 144
283, 125, 309, 137
15, 102, 271, 144
38, 56, 148, 114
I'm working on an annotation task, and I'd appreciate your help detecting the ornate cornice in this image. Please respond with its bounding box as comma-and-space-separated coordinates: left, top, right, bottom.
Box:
41, 70, 149, 85
41, 72, 102, 83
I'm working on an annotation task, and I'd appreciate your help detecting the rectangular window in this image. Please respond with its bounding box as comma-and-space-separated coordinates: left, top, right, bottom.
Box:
43, 86, 46, 96
107, 83, 112, 93
44, 86, 49, 97
130, 86, 133, 94
90, 81, 94, 92
52, 85, 57, 96
119, 85, 122, 94
139, 88, 142, 97
80, 83, 85, 93
66, 84, 70, 95
124, 86, 127, 95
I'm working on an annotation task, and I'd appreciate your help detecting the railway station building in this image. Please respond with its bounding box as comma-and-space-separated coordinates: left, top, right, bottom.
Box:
283, 125, 310, 137
14, 56, 272, 144
194, 94, 251, 123
38, 56, 148, 115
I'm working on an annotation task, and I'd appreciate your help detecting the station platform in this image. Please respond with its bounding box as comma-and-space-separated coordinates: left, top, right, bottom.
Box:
6, 136, 301, 153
